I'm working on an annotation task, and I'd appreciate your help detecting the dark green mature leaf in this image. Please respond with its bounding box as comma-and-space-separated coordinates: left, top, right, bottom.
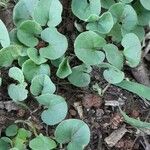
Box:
13, 0, 38, 26
101, 0, 115, 9
86, 12, 114, 34
74, 31, 106, 65
120, 110, 150, 128
56, 57, 72, 79
140, 0, 150, 10
34, 0, 62, 27
103, 44, 124, 69
68, 64, 91, 87
36, 94, 68, 125
71, 0, 101, 21
27, 48, 47, 65
29, 134, 56, 150
9, 67, 24, 84
40, 27, 68, 60
55, 119, 90, 149
8, 84, 28, 101
22, 59, 50, 82
121, 33, 141, 67
0, 139, 9, 150
0, 45, 20, 67
17, 20, 42, 47
0, 19, 10, 48
5, 124, 18, 137
115, 80, 150, 100
30, 74, 56, 96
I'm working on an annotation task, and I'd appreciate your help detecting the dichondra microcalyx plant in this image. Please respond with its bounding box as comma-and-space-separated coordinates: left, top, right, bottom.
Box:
0, 0, 150, 149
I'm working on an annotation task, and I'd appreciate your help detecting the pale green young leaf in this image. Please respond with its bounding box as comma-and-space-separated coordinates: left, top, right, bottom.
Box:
56, 57, 72, 79
17, 20, 42, 47
30, 74, 56, 96
22, 59, 50, 82
55, 119, 90, 148
122, 33, 141, 67
40, 27, 68, 60
0, 19, 10, 48
71, 0, 101, 21
74, 31, 106, 65
36, 94, 68, 125
140, 0, 150, 10
86, 12, 114, 34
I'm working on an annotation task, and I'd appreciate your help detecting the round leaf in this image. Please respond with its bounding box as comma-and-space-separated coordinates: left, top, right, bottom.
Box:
86, 12, 114, 34
30, 74, 56, 96
29, 134, 56, 150
0, 19, 10, 48
55, 119, 90, 148
8, 84, 28, 101
9, 67, 24, 84
56, 57, 72, 79
140, 0, 150, 10
27, 48, 47, 65
22, 59, 50, 82
36, 94, 68, 125
71, 0, 101, 21
5, 124, 18, 137
121, 33, 141, 67
40, 28, 68, 60
74, 31, 106, 65
0, 139, 9, 150
34, 0, 62, 27
17, 20, 42, 47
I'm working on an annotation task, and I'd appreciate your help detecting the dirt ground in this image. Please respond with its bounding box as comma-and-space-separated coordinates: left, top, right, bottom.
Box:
0, 0, 150, 150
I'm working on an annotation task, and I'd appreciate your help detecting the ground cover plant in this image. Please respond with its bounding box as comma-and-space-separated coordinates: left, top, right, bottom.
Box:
0, 0, 150, 149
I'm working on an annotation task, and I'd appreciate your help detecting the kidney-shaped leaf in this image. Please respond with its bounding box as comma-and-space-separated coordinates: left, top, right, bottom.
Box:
55, 119, 90, 149
8, 84, 28, 102
74, 31, 106, 65
36, 94, 68, 125
17, 20, 42, 47
13, 0, 38, 26
30, 74, 56, 96
9, 67, 24, 84
34, 0, 62, 27
86, 12, 114, 34
68, 64, 91, 87
0, 19, 10, 48
40, 28, 68, 60
56, 57, 72, 79
121, 33, 141, 68
29, 134, 56, 150
71, 0, 101, 21
22, 59, 50, 82
140, 0, 150, 10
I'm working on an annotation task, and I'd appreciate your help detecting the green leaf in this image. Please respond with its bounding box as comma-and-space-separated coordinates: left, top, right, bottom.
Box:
101, 0, 115, 9
8, 84, 28, 102
27, 48, 47, 65
29, 134, 56, 150
40, 27, 68, 60
115, 80, 150, 100
9, 67, 24, 84
56, 57, 72, 79
120, 110, 150, 128
103, 44, 124, 70
0, 19, 10, 48
17, 20, 42, 47
68, 64, 91, 87
55, 119, 90, 149
67, 142, 83, 150
34, 0, 62, 27
119, 0, 133, 3
5, 124, 18, 137
18, 56, 29, 67
22, 59, 50, 82
13, 0, 38, 26
0, 45, 21, 67
74, 31, 106, 65
0, 139, 9, 150
71, 0, 101, 21
140, 0, 150, 10
86, 12, 114, 34
121, 33, 141, 67
30, 74, 56, 96
51, 56, 64, 67
36, 94, 68, 125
